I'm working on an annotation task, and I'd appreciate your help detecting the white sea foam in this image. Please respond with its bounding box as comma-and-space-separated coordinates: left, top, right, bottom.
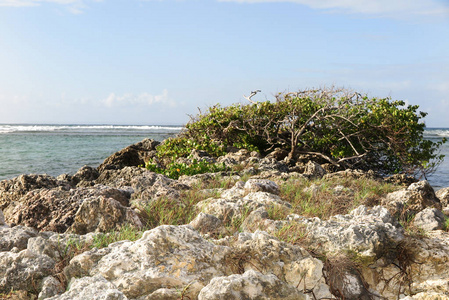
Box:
424, 129, 449, 138
0, 124, 184, 134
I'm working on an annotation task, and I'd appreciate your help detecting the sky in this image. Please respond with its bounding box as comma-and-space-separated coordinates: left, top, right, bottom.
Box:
0, 0, 448, 126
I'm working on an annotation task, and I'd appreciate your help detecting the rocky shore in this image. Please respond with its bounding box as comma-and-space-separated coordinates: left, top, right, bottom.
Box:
1, 138, 449, 299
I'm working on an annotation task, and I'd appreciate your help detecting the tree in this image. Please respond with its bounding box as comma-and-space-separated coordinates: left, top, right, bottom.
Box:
156, 87, 446, 178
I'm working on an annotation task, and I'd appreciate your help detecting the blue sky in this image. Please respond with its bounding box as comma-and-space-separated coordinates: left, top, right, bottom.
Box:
0, 0, 448, 126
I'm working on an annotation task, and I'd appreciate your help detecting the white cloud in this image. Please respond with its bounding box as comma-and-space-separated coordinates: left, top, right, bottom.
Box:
0, 0, 102, 13
101, 89, 177, 108
218, 0, 449, 18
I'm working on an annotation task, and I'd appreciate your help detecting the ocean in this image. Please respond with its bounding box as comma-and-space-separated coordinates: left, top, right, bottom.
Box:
0, 125, 448, 189
0, 124, 182, 181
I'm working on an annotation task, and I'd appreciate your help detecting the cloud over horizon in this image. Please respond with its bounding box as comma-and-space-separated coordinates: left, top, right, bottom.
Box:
0, 0, 102, 13
3, 0, 449, 18
218, 0, 449, 18
101, 89, 176, 108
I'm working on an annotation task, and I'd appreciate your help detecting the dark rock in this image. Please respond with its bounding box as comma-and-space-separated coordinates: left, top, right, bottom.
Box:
5, 185, 131, 233
0, 174, 71, 211
72, 165, 100, 186
97, 138, 160, 173
384, 173, 417, 185
266, 148, 289, 161
96, 166, 189, 201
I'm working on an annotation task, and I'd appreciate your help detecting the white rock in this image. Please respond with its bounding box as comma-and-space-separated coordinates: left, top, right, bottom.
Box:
0, 225, 38, 252
64, 225, 230, 299
299, 205, 404, 259
244, 179, 280, 195
198, 270, 306, 300
0, 249, 55, 293
47, 275, 127, 300
38, 276, 65, 300
413, 208, 446, 231
436, 187, 449, 207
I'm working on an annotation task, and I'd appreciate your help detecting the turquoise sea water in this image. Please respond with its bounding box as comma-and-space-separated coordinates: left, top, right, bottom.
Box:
0, 125, 448, 189
0, 125, 182, 181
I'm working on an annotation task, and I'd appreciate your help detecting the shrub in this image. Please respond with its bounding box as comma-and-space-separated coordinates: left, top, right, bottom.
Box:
145, 158, 228, 180
165, 87, 445, 177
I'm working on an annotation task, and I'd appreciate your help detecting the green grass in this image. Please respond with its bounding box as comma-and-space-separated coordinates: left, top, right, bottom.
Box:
278, 176, 401, 220
92, 223, 144, 249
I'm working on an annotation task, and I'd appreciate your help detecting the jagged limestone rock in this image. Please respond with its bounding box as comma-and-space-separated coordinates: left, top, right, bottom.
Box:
46, 275, 128, 300
38, 276, 65, 300
291, 205, 404, 259
0, 209, 5, 226
97, 138, 159, 173
230, 230, 331, 299
64, 225, 230, 299
198, 270, 306, 300
6, 185, 131, 233
303, 161, 326, 179
189, 212, 225, 236
0, 249, 55, 293
0, 225, 38, 252
437, 187, 449, 207
413, 208, 446, 231
383, 180, 441, 218
243, 179, 280, 195
67, 196, 143, 234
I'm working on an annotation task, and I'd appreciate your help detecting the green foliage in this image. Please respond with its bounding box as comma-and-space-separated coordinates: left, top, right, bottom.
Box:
167, 87, 445, 177
91, 224, 143, 249
145, 158, 228, 180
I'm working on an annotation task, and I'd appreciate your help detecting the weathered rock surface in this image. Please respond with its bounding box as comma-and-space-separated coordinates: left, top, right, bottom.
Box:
383, 180, 442, 218
198, 270, 306, 300
47, 275, 127, 300
0, 249, 55, 293
0, 225, 37, 252
292, 205, 405, 259
71, 165, 100, 186
96, 166, 188, 201
67, 195, 143, 234
244, 178, 280, 195
437, 187, 449, 207
225, 230, 331, 299
413, 207, 446, 231
5, 185, 131, 233
38, 276, 65, 300
303, 161, 327, 178
97, 138, 159, 172
0, 209, 5, 226
64, 225, 229, 299
0, 174, 71, 214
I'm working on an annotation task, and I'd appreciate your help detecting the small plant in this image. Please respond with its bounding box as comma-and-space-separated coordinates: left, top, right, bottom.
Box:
279, 176, 401, 220
145, 158, 228, 180
137, 185, 214, 229
273, 222, 308, 245
444, 218, 449, 231
92, 223, 144, 249
266, 204, 291, 220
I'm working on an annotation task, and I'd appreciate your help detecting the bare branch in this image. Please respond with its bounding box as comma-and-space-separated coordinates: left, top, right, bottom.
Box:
243, 90, 261, 104
297, 151, 340, 167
